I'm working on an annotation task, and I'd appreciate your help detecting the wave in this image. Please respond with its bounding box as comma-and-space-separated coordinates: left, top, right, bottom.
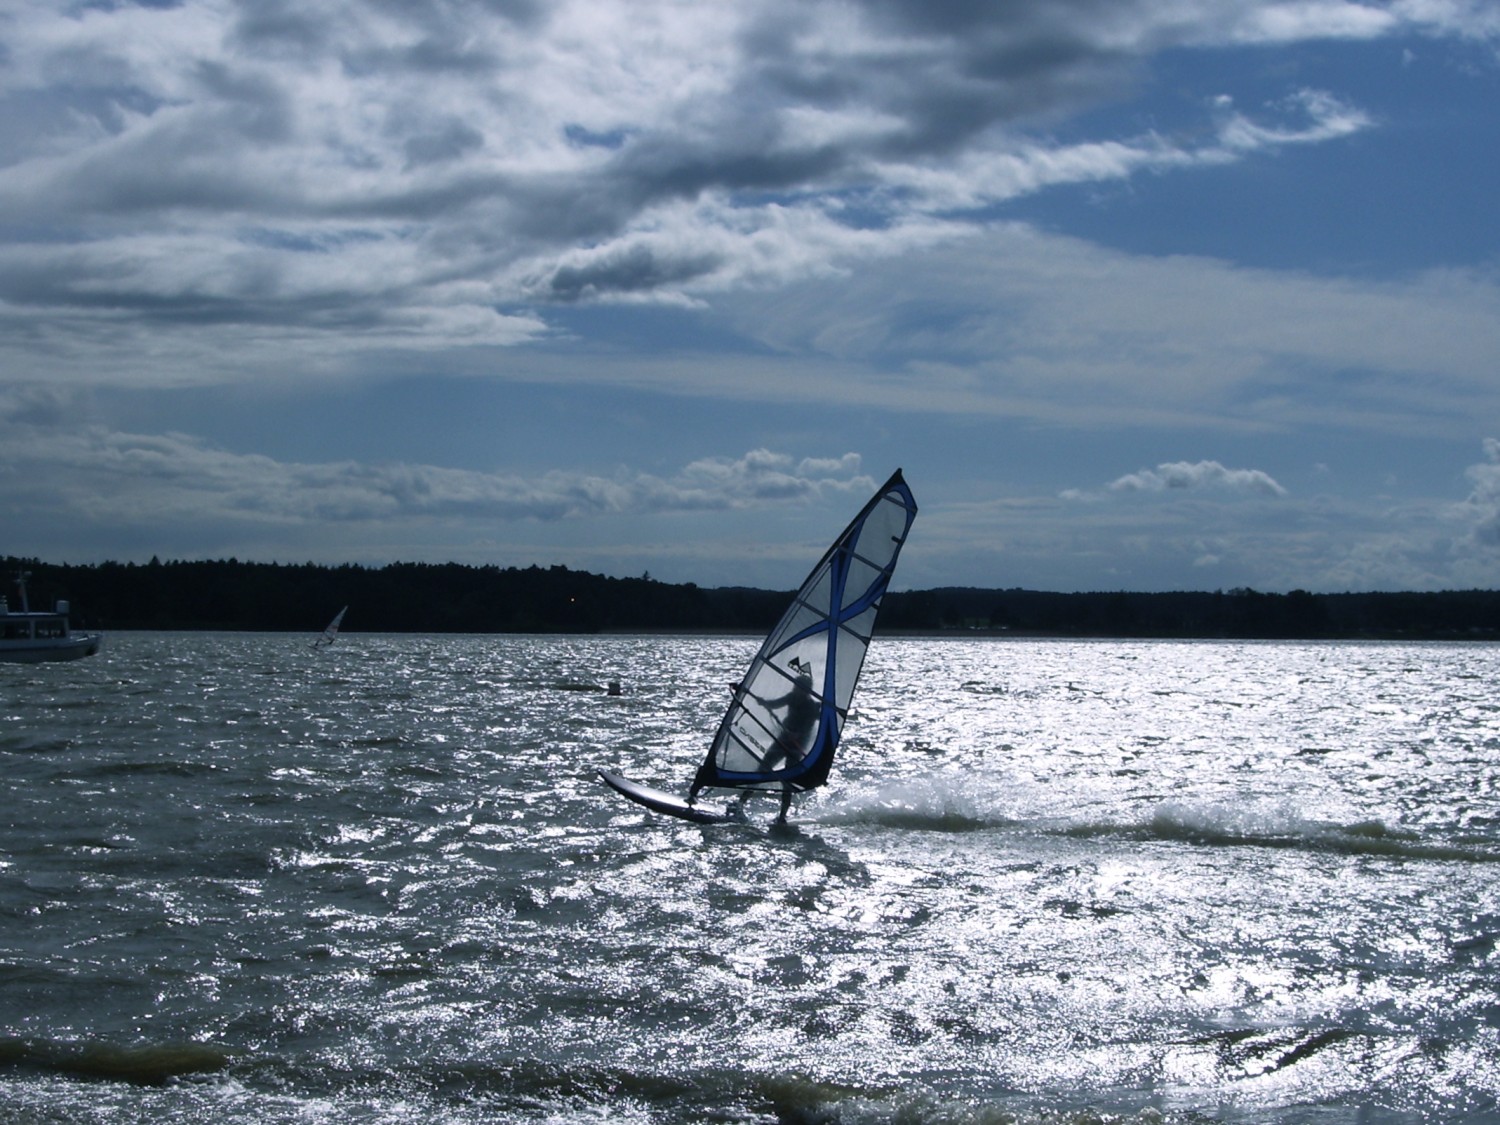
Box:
750, 1074, 1190, 1125
817, 775, 1021, 833
100, 1050, 1214, 1125
1130, 801, 1500, 862
0, 1036, 229, 1086
0, 734, 75, 754
817, 776, 1499, 862
79, 758, 213, 780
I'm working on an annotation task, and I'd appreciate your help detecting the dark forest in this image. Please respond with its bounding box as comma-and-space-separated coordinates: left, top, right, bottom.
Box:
5, 556, 1500, 640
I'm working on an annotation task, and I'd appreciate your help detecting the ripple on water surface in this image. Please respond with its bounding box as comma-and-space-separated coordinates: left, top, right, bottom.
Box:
3, 633, 1500, 1123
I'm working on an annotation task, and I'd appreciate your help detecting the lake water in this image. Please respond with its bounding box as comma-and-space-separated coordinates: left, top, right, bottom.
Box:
3, 632, 1499, 1124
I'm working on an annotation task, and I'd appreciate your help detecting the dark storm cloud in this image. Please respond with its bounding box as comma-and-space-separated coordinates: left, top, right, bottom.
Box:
547, 244, 725, 302
401, 120, 485, 169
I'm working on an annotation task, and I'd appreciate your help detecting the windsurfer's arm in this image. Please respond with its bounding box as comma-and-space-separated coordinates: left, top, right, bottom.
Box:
750, 686, 793, 709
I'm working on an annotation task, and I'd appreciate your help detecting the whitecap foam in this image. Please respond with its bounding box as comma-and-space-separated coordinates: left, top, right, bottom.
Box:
817, 772, 1024, 832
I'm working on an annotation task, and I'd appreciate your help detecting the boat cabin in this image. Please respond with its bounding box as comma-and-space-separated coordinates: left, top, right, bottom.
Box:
0, 581, 102, 662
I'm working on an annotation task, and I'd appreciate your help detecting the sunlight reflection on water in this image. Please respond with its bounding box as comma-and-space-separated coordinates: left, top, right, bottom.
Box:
3, 633, 1499, 1122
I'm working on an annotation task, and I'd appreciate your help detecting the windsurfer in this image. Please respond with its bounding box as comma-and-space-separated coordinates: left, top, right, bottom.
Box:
608, 470, 916, 829
755, 662, 818, 769
754, 660, 819, 822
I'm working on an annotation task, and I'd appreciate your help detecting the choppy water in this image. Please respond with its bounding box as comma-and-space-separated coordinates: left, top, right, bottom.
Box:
3, 632, 1500, 1124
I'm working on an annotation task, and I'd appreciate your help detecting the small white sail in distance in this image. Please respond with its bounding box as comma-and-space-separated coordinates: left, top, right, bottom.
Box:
313, 606, 347, 647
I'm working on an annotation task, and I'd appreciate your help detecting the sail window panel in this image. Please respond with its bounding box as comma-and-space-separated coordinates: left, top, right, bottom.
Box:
841, 554, 887, 612
720, 715, 804, 777
778, 718, 820, 766
721, 657, 824, 774
722, 704, 776, 770
744, 655, 809, 699
861, 498, 906, 547
778, 637, 828, 686
719, 732, 766, 775
734, 690, 779, 742
864, 504, 908, 550
770, 603, 829, 651
755, 653, 824, 743
832, 606, 879, 707
876, 489, 913, 531
794, 567, 837, 624
837, 601, 880, 645
720, 725, 793, 783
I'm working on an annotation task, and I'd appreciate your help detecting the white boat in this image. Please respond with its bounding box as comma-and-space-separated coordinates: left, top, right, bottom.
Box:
0, 573, 103, 663
601, 468, 918, 824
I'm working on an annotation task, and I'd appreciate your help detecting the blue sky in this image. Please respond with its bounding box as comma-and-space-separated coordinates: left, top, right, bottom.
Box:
3, 1, 1499, 593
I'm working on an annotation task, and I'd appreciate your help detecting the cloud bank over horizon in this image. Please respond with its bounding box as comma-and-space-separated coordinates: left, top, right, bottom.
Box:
3, 0, 1499, 591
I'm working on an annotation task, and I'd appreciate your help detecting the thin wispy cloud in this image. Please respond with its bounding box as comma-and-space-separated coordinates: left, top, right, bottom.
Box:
1107, 461, 1290, 497
720, 226, 1500, 435
1057, 460, 1287, 505
0, 409, 868, 534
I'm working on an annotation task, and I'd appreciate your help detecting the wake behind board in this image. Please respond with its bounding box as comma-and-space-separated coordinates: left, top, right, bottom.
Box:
598, 770, 730, 824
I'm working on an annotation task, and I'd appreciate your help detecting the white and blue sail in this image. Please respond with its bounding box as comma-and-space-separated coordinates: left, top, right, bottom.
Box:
689, 468, 917, 803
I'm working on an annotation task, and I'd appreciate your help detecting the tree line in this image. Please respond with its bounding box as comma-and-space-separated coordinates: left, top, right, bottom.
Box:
5, 556, 1499, 640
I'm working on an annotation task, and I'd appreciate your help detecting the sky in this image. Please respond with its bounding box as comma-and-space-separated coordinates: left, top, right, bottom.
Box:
2, 0, 1499, 594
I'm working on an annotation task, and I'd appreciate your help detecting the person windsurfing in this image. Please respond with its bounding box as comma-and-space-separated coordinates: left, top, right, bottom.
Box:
753, 658, 819, 821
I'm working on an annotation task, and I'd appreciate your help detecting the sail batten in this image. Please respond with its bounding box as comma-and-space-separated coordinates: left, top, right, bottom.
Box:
690, 469, 917, 800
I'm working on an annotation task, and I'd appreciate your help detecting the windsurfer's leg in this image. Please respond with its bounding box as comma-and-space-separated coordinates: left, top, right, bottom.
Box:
776, 783, 792, 823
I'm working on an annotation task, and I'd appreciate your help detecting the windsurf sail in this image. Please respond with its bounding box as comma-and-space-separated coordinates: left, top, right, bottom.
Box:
314, 606, 347, 647
690, 469, 917, 803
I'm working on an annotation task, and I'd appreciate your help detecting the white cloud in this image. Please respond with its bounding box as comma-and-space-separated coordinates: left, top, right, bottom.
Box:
1106, 460, 1290, 496
3, 1, 1496, 590
1390, 0, 1500, 42
1228, 2, 1397, 43
0, 401, 868, 537
930, 441, 1500, 593
1213, 89, 1372, 153
1462, 437, 1500, 546
717, 225, 1500, 435
0, 0, 1468, 391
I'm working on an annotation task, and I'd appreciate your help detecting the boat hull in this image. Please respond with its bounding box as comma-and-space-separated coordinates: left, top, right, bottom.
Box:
0, 634, 103, 663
